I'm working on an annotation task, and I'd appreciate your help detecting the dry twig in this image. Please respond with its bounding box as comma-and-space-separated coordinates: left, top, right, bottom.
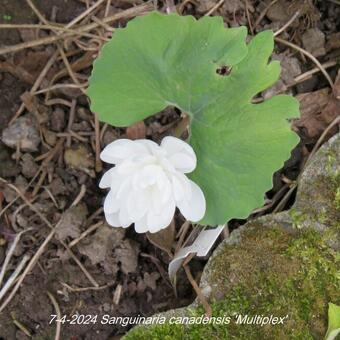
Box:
0, 178, 99, 293
254, 0, 278, 28
273, 10, 300, 37
0, 23, 108, 41
71, 184, 87, 207
47, 291, 62, 340
244, 0, 254, 35
0, 3, 153, 56
9, 50, 59, 124
205, 0, 224, 16
183, 263, 212, 317
60, 280, 115, 292
0, 229, 32, 288
94, 112, 103, 172
68, 221, 103, 248
11, 313, 32, 337
275, 37, 334, 90
0, 224, 57, 312
0, 255, 30, 302
292, 61, 338, 85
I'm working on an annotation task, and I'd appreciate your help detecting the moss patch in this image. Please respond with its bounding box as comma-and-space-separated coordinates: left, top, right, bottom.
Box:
124, 225, 339, 340
327, 152, 340, 211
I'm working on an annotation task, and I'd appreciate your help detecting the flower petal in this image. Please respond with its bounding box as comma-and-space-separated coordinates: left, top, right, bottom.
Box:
136, 139, 162, 156
177, 180, 206, 222
105, 211, 121, 227
116, 177, 132, 200
103, 190, 120, 214
100, 139, 149, 164
171, 172, 192, 202
118, 197, 134, 227
134, 214, 149, 233
168, 152, 196, 174
99, 137, 204, 234
127, 189, 149, 221
161, 136, 196, 173
99, 168, 115, 188
133, 164, 161, 189
147, 199, 175, 233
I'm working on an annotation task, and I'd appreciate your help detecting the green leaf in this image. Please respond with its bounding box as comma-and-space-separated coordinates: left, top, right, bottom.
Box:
88, 12, 299, 226
325, 303, 340, 340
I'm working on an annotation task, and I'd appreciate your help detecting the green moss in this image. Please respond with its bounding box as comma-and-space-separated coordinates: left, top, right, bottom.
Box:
327, 152, 340, 212
2, 14, 12, 21
289, 209, 308, 229
334, 187, 340, 210
124, 226, 339, 340
331, 172, 340, 211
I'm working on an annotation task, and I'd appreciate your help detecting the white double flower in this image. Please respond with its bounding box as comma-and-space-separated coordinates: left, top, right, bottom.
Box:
99, 136, 206, 233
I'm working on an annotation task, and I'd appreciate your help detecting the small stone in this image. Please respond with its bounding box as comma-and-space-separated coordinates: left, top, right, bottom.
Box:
71, 121, 92, 132
21, 153, 39, 178
274, 54, 301, 85
325, 32, 340, 52
1, 115, 40, 152
223, 0, 246, 13
50, 108, 65, 132
195, 0, 215, 13
64, 144, 94, 171
42, 128, 57, 146
102, 303, 111, 313
302, 28, 326, 57
266, 0, 289, 22
16, 213, 29, 228
77, 107, 92, 122
47, 177, 67, 196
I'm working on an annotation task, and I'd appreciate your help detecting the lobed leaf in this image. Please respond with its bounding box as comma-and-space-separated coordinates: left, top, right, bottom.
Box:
88, 12, 299, 225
